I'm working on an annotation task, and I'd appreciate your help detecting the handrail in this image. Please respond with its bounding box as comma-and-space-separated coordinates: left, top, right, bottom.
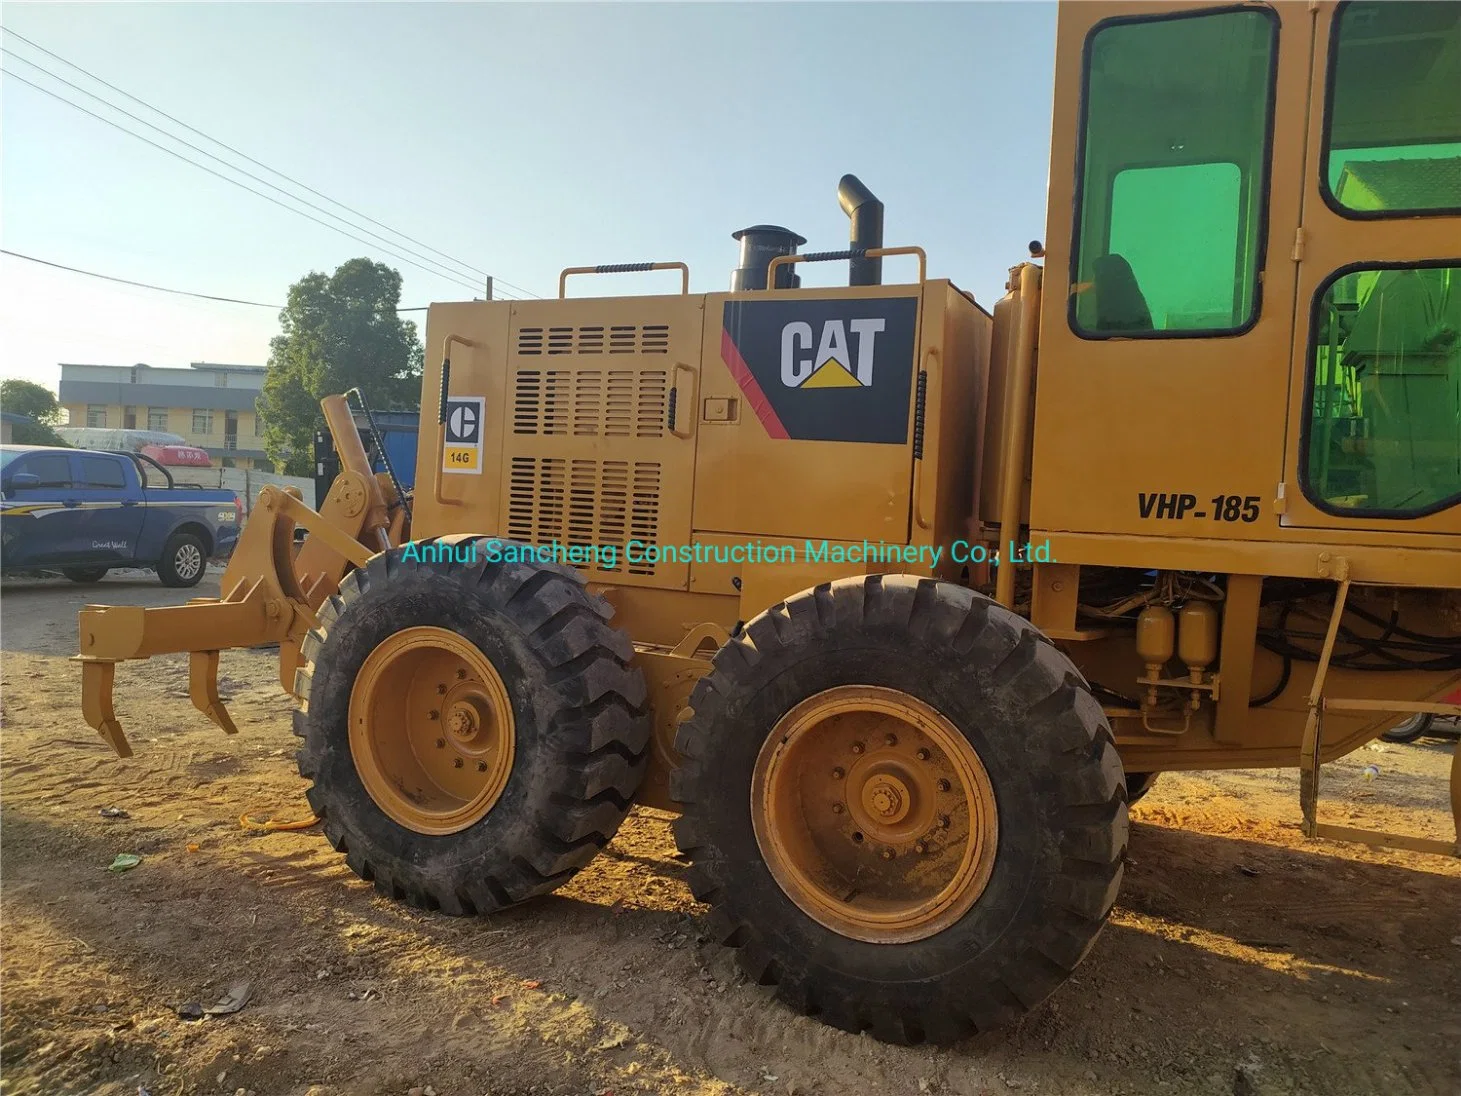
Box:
558, 262, 690, 299
994, 262, 1041, 609
766, 246, 927, 290
669, 363, 698, 439
434, 335, 475, 507
913, 346, 939, 531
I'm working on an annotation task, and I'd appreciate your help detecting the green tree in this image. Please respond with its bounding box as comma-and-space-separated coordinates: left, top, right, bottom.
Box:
0, 378, 70, 446
258, 258, 424, 475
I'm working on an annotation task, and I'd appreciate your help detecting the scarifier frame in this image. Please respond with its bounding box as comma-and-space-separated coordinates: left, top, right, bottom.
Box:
76, 395, 394, 755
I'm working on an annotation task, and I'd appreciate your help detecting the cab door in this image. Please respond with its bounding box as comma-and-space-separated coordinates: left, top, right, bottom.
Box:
1280, 0, 1461, 535
1030, 1, 1310, 541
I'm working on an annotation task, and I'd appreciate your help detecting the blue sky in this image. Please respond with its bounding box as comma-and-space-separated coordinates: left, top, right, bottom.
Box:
1, 3, 1056, 394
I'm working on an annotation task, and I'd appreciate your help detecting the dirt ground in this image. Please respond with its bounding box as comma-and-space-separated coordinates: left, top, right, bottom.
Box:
1, 571, 1458, 1096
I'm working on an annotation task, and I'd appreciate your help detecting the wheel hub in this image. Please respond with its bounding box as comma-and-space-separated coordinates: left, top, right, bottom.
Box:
750, 685, 998, 944
348, 626, 515, 835
865, 776, 907, 821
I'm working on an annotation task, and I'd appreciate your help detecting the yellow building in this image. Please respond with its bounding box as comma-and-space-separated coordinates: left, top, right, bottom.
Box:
59, 361, 271, 469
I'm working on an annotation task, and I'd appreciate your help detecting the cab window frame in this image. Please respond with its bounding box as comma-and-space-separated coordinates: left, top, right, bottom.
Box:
1297, 257, 1461, 519
1319, 0, 1461, 221
1067, 4, 1282, 341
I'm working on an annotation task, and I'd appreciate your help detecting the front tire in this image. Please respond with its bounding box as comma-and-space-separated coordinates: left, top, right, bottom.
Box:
158, 531, 206, 587
293, 539, 650, 914
672, 575, 1126, 1045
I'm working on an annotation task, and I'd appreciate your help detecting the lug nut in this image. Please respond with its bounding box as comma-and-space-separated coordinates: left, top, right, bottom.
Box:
456, 669, 467, 680
453, 757, 464, 768
884, 733, 898, 747
850, 741, 865, 755
937, 778, 951, 792
437, 683, 448, 695
938, 815, 951, 829
832, 803, 845, 814
477, 761, 488, 772
916, 748, 930, 761
914, 842, 928, 854
831, 766, 845, 780
429, 710, 440, 721
880, 848, 895, 860
435, 738, 446, 749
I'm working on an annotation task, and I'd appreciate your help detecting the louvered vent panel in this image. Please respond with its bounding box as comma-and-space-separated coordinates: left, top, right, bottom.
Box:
572, 371, 602, 436
507, 456, 567, 542
513, 368, 666, 438
547, 327, 575, 355
627, 464, 662, 576
517, 323, 670, 356
505, 457, 660, 575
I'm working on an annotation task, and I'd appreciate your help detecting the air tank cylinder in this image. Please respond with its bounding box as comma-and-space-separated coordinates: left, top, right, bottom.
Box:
1135, 605, 1175, 709
1178, 601, 1220, 683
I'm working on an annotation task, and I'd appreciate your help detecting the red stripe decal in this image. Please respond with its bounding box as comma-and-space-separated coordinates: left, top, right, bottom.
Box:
720, 328, 789, 440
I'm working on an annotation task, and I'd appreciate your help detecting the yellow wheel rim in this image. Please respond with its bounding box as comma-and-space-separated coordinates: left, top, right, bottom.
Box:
751, 685, 998, 944
348, 626, 515, 835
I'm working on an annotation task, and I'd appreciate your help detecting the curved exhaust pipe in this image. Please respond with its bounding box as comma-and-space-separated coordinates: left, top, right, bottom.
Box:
837, 174, 884, 286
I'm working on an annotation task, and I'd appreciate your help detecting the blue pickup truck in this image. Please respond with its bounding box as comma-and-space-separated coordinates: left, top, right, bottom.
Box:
0, 446, 241, 587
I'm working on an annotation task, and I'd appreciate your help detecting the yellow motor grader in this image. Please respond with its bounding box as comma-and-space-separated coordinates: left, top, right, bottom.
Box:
76, 0, 1460, 1046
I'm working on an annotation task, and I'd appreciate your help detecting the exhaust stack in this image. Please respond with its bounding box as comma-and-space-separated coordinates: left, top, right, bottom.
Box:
837, 174, 884, 286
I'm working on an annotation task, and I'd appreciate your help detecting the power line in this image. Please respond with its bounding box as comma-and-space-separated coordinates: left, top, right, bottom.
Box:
2, 28, 539, 301
1, 68, 500, 298
2, 248, 430, 311
1, 64, 473, 296
2, 49, 510, 296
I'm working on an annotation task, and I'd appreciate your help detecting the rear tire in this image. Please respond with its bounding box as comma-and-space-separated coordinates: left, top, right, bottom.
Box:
61, 566, 108, 584
293, 538, 650, 914
672, 575, 1126, 1045
158, 532, 206, 588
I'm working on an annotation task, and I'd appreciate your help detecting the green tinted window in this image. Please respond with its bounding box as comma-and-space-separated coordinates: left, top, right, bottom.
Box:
1072, 10, 1275, 337
1306, 265, 1461, 515
1326, 3, 1461, 216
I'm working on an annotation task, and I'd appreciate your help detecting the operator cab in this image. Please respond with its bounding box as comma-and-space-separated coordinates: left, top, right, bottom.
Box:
1034, 0, 1461, 547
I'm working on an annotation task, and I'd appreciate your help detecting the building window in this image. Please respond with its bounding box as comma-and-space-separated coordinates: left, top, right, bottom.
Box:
192, 409, 214, 434
1324, 2, 1461, 217
148, 408, 170, 431
1303, 262, 1461, 516
86, 405, 108, 428
1069, 8, 1277, 337
214, 372, 229, 387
